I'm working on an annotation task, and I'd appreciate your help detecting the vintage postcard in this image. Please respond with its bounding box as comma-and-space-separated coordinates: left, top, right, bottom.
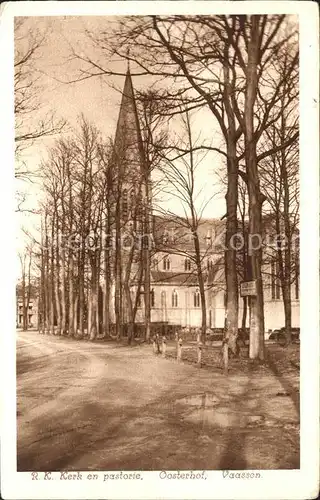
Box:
0, 1, 319, 499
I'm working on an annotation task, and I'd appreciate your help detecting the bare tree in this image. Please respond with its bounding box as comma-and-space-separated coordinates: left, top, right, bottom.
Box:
154, 108, 218, 343
14, 18, 66, 217
14, 18, 65, 166
259, 57, 299, 345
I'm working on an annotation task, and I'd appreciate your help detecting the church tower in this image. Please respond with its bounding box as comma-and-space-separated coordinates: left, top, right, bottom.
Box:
112, 67, 147, 224
110, 67, 152, 340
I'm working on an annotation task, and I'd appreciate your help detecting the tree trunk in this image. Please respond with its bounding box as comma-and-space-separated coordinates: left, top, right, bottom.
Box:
89, 266, 98, 341
193, 230, 207, 344
87, 288, 92, 339
78, 248, 85, 338
95, 252, 100, 338
54, 226, 62, 336
25, 252, 32, 330
73, 294, 79, 337
44, 213, 50, 334
241, 296, 248, 331
124, 283, 135, 344
115, 204, 123, 340
60, 235, 67, 335
102, 280, 110, 338
222, 44, 239, 356
88, 251, 100, 341
144, 247, 151, 342
224, 163, 239, 355
143, 180, 151, 342
245, 16, 265, 360
282, 282, 292, 344
102, 219, 111, 338
280, 98, 292, 345
40, 223, 46, 333
68, 250, 74, 337
54, 280, 61, 335
49, 215, 56, 335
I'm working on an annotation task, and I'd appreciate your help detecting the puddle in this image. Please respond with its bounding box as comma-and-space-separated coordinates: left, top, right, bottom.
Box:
176, 393, 219, 408
175, 393, 264, 429
185, 407, 264, 428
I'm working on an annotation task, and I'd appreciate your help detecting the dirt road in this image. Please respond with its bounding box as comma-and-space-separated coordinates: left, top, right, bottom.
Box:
17, 331, 299, 471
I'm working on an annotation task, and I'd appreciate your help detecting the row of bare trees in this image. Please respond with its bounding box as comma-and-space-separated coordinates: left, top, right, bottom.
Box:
16, 15, 299, 359
33, 90, 168, 342
35, 117, 138, 340
79, 14, 298, 358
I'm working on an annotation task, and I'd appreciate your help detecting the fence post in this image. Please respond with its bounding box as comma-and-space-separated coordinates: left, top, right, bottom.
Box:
223, 340, 229, 375
155, 333, 161, 353
162, 336, 167, 358
177, 337, 183, 362
197, 342, 202, 367
153, 337, 157, 354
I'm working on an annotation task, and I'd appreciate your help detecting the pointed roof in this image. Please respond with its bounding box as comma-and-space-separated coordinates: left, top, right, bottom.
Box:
113, 68, 145, 176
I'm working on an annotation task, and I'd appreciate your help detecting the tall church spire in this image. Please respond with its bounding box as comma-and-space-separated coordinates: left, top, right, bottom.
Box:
113, 66, 145, 178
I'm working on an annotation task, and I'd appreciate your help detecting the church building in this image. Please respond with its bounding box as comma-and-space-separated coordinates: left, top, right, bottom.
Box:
110, 69, 300, 333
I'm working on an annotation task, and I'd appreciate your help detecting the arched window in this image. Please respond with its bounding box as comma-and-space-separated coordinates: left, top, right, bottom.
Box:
163, 256, 171, 271
150, 288, 155, 308
184, 258, 191, 271
206, 229, 212, 247
122, 188, 128, 218
207, 258, 213, 270
172, 289, 178, 308
194, 288, 200, 307
153, 258, 158, 270
161, 291, 166, 308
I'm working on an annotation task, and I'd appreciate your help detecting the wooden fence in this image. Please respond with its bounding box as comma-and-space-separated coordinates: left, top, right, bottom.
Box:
152, 334, 224, 368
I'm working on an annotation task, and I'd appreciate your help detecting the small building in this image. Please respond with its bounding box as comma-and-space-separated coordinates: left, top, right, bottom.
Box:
16, 283, 39, 329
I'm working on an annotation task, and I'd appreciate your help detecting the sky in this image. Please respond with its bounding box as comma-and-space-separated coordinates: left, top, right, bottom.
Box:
16, 15, 227, 247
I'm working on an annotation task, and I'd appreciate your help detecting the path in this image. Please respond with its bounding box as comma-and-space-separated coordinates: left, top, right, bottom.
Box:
17, 331, 299, 471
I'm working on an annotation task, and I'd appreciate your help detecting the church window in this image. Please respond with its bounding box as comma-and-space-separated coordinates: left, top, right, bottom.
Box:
172, 289, 178, 308
206, 229, 212, 247
151, 288, 155, 307
184, 258, 191, 271
161, 291, 166, 308
194, 288, 200, 307
163, 256, 171, 271
153, 258, 158, 270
